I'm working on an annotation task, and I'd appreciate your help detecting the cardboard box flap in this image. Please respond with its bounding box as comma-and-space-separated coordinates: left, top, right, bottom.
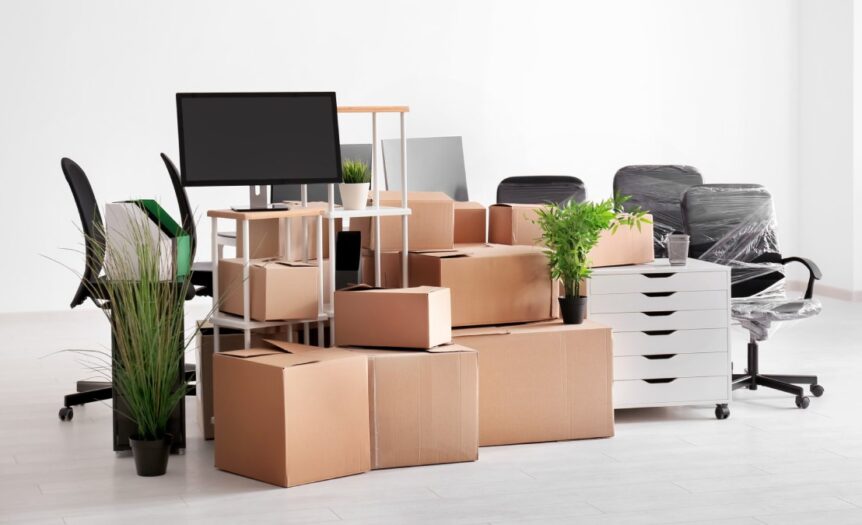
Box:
410, 250, 471, 259
219, 348, 286, 359
250, 258, 315, 269
424, 343, 474, 353
262, 339, 317, 354
451, 326, 512, 337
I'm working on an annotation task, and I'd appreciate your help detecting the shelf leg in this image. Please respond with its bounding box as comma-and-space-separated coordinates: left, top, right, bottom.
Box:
317, 215, 324, 348
212, 216, 221, 353
400, 111, 408, 286
242, 219, 250, 349
328, 211, 336, 347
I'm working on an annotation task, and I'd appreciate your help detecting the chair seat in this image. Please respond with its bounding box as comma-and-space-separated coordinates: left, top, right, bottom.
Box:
732, 296, 822, 341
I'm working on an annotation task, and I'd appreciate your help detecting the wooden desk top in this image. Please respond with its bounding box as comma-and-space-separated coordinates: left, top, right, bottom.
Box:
207, 207, 325, 221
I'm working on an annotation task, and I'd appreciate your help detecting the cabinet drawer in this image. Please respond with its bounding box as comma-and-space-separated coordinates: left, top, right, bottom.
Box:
614, 376, 729, 408
589, 290, 727, 314
590, 271, 727, 294
590, 310, 728, 332
613, 328, 728, 356
614, 352, 728, 380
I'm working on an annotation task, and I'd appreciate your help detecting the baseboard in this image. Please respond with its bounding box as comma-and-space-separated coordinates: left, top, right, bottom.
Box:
786, 279, 862, 301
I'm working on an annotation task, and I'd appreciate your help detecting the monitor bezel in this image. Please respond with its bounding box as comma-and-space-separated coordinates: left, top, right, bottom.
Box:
176, 91, 343, 187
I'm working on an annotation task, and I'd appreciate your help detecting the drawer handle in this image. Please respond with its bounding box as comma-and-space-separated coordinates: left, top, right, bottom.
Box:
642, 311, 675, 317
643, 330, 676, 336
643, 354, 677, 360
643, 378, 677, 384
642, 291, 675, 297
643, 273, 675, 279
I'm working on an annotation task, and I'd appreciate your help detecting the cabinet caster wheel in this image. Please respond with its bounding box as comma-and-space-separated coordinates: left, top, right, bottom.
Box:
810, 384, 824, 397
58, 407, 73, 421
795, 395, 810, 409
715, 405, 730, 420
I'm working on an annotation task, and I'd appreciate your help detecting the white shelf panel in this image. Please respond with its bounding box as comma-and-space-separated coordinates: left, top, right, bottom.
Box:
322, 206, 412, 219
211, 312, 329, 330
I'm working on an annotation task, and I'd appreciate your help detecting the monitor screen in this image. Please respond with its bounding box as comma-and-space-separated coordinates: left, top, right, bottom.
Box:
176, 92, 343, 187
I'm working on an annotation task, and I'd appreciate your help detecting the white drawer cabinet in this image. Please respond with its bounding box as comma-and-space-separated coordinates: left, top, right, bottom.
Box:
586, 258, 732, 418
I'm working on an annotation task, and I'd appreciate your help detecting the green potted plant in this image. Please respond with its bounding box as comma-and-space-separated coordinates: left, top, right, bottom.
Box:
340, 158, 371, 210
536, 196, 649, 324
80, 214, 199, 476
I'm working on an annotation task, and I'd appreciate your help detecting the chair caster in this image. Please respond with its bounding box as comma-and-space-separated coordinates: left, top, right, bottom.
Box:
715, 404, 730, 420
810, 384, 824, 397
58, 407, 73, 421
795, 395, 810, 409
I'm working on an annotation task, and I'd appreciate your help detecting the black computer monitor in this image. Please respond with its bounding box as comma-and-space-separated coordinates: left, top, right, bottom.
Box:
176, 92, 343, 188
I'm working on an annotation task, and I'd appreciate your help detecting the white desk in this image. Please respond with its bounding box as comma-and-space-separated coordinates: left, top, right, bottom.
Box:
586, 258, 732, 419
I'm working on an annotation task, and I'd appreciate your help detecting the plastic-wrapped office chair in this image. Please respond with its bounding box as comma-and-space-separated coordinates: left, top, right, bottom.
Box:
613, 165, 703, 257
681, 184, 824, 408
162, 153, 211, 297
496, 176, 586, 205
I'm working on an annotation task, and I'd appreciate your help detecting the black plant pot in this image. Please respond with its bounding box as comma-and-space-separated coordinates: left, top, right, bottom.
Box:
129, 435, 172, 477
559, 296, 587, 325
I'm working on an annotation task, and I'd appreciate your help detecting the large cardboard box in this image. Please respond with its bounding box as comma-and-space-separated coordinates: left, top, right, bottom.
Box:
488, 204, 544, 246
218, 258, 319, 321
195, 323, 269, 440
214, 340, 371, 487
346, 345, 479, 469
454, 202, 487, 244
335, 285, 452, 349
453, 320, 614, 446
489, 205, 655, 267
235, 202, 331, 260
354, 191, 454, 251
409, 244, 557, 327
360, 250, 404, 289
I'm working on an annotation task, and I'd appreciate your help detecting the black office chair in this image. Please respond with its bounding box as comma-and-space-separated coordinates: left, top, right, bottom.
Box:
59, 158, 196, 422
613, 165, 703, 257
496, 176, 586, 205
681, 184, 824, 409
161, 153, 212, 297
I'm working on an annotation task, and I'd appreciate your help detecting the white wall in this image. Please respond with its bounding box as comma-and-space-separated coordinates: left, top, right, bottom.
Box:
0, 0, 801, 313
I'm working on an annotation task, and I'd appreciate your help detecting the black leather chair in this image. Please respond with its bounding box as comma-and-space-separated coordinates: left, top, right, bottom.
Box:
613, 165, 703, 257
59, 158, 196, 422
161, 153, 212, 297
681, 184, 824, 408
496, 175, 586, 205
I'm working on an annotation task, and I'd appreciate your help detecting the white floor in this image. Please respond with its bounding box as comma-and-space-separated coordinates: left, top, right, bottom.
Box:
2, 298, 862, 524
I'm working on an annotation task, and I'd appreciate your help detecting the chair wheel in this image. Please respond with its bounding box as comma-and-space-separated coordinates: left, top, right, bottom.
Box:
58, 407, 73, 421
795, 395, 810, 409
810, 384, 824, 397
715, 405, 730, 420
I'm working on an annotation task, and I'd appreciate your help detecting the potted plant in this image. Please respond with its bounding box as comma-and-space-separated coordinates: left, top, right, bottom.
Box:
340, 158, 371, 211
536, 196, 649, 324
78, 214, 199, 476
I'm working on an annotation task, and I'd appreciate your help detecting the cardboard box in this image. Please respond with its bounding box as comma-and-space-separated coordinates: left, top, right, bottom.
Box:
345, 345, 478, 469
488, 203, 544, 246
214, 340, 370, 487
354, 191, 454, 251
409, 244, 557, 327
454, 202, 487, 244
195, 323, 269, 440
360, 250, 404, 289
452, 320, 614, 446
218, 258, 319, 321
335, 285, 452, 349
235, 202, 331, 260
489, 205, 655, 267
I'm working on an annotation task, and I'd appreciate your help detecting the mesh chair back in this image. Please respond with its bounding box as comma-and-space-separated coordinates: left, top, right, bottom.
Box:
681, 184, 784, 298
496, 175, 586, 205
613, 165, 702, 257
62, 158, 105, 308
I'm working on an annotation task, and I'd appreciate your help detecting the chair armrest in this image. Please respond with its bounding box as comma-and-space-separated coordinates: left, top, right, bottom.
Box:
781, 256, 822, 299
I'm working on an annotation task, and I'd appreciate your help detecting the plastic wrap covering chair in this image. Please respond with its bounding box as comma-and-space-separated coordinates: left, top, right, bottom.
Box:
162, 153, 211, 297
613, 165, 703, 257
496, 176, 586, 205
681, 184, 824, 408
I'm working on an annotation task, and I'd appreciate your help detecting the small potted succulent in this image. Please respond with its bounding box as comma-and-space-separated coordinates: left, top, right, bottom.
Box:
339, 159, 371, 211
536, 195, 649, 324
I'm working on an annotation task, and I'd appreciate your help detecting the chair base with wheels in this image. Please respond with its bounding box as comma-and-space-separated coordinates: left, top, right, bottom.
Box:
732, 337, 824, 409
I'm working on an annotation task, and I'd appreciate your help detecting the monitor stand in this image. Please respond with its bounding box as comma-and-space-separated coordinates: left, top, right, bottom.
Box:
231, 185, 289, 212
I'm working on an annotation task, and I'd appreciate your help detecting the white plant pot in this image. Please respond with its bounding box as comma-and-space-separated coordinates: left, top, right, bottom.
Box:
339, 182, 370, 211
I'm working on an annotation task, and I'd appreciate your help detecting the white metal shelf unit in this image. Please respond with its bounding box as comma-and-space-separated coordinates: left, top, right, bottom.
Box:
324, 106, 411, 345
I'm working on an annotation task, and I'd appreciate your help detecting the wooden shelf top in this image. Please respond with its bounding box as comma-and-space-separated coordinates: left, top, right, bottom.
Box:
207, 207, 324, 221
337, 105, 410, 114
